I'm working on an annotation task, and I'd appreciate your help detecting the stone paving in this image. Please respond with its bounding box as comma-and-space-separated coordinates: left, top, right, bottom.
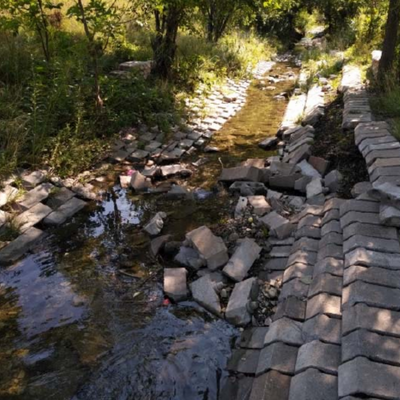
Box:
223, 62, 400, 399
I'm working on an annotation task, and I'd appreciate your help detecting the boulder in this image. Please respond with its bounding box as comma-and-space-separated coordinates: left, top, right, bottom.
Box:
226, 278, 257, 326
190, 275, 221, 316
260, 212, 294, 239
164, 268, 188, 302
223, 238, 262, 282
186, 226, 229, 270
174, 246, 205, 270
144, 212, 167, 236
219, 166, 260, 183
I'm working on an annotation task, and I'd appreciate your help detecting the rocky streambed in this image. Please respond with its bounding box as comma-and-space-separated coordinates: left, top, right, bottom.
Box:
0, 58, 318, 399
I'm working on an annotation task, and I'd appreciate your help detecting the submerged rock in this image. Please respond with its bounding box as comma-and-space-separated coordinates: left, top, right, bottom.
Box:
164, 268, 188, 302
144, 212, 167, 236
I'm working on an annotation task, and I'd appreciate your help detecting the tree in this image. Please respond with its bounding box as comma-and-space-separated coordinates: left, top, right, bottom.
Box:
67, 0, 125, 108
378, 0, 400, 83
0, 0, 62, 62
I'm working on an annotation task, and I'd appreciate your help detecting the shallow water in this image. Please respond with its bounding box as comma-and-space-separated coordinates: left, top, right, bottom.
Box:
0, 62, 296, 400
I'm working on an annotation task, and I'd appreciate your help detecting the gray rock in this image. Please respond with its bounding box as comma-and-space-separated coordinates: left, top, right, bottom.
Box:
380, 204, 400, 227
306, 177, 324, 198
298, 160, 321, 178
226, 277, 257, 326
248, 196, 271, 216
14, 203, 52, 233
144, 212, 167, 236
43, 197, 86, 226
223, 238, 262, 282
21, 170, 46, 187
0, 227, 45, 265
130, 172, 151, 191
370, 181, 400, 210
264, 317, 304, 346
17, 183, 54, 209
46, 187, 75, 210
325, 170, 342, 193
174, 246, 205, 270
309, 156, 330, 176
186, 226, 229, 270
150, 234, 171, 256
164, 268, 188, 302
295, 176, 313, 193
190, 275, 221, 316
260, 212, 294, 239
219, 166, 260, 183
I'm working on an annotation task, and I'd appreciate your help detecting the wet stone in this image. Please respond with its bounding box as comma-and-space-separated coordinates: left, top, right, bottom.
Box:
44, 197, 86, 226
186, 226, 229, 270
0, 227, 45, 265
240, 327, 269, 349
190, 275, 221, 316
295, 340, 340, 375
227, 349, 260, 375
249, 370, 291, 400
15, 203, 52, 233
164, 268, 188, 302
289, 368, 338, 400
256, 342, 298, 376
264, 318, 304, 347
226, 277, 257, 326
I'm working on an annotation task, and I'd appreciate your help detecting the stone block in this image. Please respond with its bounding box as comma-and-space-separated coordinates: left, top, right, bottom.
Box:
291, 238, 319, 253
279, 278, 309, 301
43, 197, 86, 226
295, 340, 340, 375
287, 250, 317, 267
227, 348, 260, 374
0, 185, 18, 207
264, 318, 304, 346
270, 246, 292, 258
321, 220, 341, 236
345, 248, 400, 270
264, 258, 288, 271
230, 181, 268, 196
256, 342, 298, 376
269, 174, 302, 190
342, 303, 400, 336
298, 215, 322, 229
144, 212, 166, 236
323, 198, 345, 213
344, 264, 400, 289
343, 329, 400, 366
219, 166, 260, 183
14, 203, 52, 233
220, 376, 253, 400
309, 274, 342, 298
317, 244, 343, 261
294, 226, 321, 240
321, 209, 340, 225
313, 258, 344, 278
239, 327, 269, 349
17, 183, 54, 209
351, 181, 372, 198
309, 156, 330, 176
249, 370, 291, 400
319, 232, 343, 248
295, 176, 313, 193
343, 222, 397, 241
186, 226, 229, 270
174, 246, 205, 270
340, 211, 380, 229
150, 235, 171, 256
343, 280, 400, 311
248, 196, 271, 216
21, 170, 46, 187
380, 204, 400, 227
340, 200, 380, 217
365, 149, 400, 167
283, 263, 313, 283
306, 293, 342, 319
130, 171, 151, 191
343, 235, 400, 254
339, 357, 400, 399
226, 278, 257, 326
325, 170, 342, 193
190, 275, 221, 316
298, 160, 321, 178
164, 268, 188, 302
46, 187, 75, 209
0, 227, 45, 265
302, 314, 341, 345
306, 178, 324, 199
259, 137, 278, 149
289, 368, 338, 400
260, 212, 294, 239
274, 297, 306, 322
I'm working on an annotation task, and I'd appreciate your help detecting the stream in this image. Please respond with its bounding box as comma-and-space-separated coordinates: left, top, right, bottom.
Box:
0, 61, 297, 400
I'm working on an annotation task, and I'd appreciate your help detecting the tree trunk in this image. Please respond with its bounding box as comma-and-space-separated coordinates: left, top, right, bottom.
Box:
378, 0, 400, 83
151, 6, 183, 80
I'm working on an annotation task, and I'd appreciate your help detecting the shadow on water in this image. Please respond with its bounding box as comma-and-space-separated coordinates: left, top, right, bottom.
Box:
0, 62, 297, 400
